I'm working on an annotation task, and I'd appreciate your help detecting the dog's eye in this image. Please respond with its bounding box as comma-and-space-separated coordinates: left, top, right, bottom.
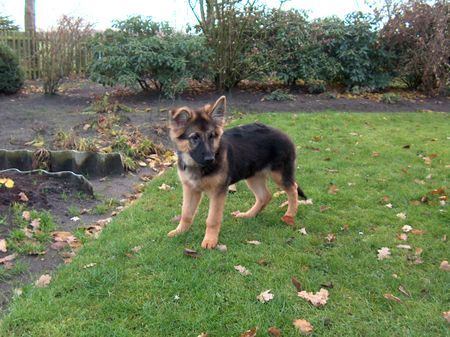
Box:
190, 134, 200, 142
209, 133, 215, 139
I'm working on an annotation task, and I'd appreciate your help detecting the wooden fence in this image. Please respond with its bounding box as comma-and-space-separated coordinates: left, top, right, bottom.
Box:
0, 31, 92, 80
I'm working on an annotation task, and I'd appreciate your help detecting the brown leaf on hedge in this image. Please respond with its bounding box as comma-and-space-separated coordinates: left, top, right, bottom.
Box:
293, 319, 313, 335
240, 328, 257, 337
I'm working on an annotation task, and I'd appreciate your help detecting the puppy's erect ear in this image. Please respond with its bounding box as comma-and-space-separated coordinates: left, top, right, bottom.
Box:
169, 107, 192, 130
208, 96, 226, 125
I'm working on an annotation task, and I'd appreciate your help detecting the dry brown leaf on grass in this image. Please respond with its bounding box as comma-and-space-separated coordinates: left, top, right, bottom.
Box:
298, 228, 307, 235
383, 293, 401, 303
246, 240, 261, 245
30, 218, 41, 230
257, 289, 274, 303
183, 248, 200, 258
440, 261, 450, 271
396, 212, 407, 220
377, 247, 391, 260
0, 239, 7, 253
325, 233, 336, 243
158, 183, 172, 191
328, 184, 339, 195
411, 229, 426, 235
402, 225, 413, 233
197, 333, 208, 337
35, 274, 51, 288
22, 211, 31, 221
234, 265, 252, 276
83, 263, 96, 269
397, 233, 408, 241
442, 311, 450, 323
291, 276, 302, 292
398, 285, 411, 297
298, 288, 329, 307
268, 326, 281, 336
215, 244, 227, 253
293, 319, 313, 335
396, 244, 411, 250
240, 328, 257, 337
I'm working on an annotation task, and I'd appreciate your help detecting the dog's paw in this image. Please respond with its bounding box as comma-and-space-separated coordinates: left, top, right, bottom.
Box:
167, 229, 181, 237
281, 215, 295, 226
232, 210, 252, 218
201, 236, 218, 249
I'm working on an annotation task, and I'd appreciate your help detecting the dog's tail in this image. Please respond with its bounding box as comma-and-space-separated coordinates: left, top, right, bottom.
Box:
297, 184, 308, 200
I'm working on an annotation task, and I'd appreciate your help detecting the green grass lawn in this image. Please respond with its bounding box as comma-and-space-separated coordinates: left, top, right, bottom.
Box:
1, 112, 449, 337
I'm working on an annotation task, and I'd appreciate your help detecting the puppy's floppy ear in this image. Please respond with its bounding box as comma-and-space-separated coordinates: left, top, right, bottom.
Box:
208, 96, 226, 125
169, 107, 192, 129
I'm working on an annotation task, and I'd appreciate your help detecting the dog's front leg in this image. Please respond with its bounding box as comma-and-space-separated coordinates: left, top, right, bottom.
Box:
201, 191, 226, 249
168, 182, 202, 237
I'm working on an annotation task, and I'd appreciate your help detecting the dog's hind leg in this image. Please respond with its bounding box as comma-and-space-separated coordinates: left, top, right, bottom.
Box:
271, 170, 298, 225
168, 183, 202, 237
232, 172, 272, 218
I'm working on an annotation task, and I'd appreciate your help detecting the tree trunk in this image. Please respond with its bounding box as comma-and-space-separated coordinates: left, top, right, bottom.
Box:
24, 0, 36, 32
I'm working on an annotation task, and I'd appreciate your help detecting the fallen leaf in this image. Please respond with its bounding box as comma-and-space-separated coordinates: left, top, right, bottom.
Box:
396, 244, 411, 250
298, 288, 329, 307
0, 253, 17, 264
286, 236, 295, 244
52, 231, 77, 242
13, 288, 23, 297
325, 233, 336, 243
216, 244, 227, 253
234, 265, 252, 276
377, 247, 391, 260
443, 311, 450, 323
257, 259, 269, 266
70, 216, 80, 222
273, 190, 286, 198
397, 233, 408, 241
257, 289, 274, 303
299, 228, 307, 235
18, 192, 29, 202
228, 184, 237, 193
411, 229, 425, 235
383, 293, 401, 303
35, 274, 51, 288
240, 328, 257, 337
299, 199, 313, 205
0, 239, 7, 253
396, 212, 407, 220
22, 211, 31, 221
246, 240, 261, 245
440, 261, 450, 271
292, 276, 303, 292
30, 218, 41, 230
158, 183, 172, 191
328, 184, 339, 195
83, 263, 96, 269
319, 205, 330, 212
402, 225, 413, 233
293, 319, 313, 335
398, 285, 411, 297
415, 247, 423, 255
385, 203, 393, 208
268, 326, 281, 336
372, 152, 380, 157
50, 241, 68, 250
183, 248, 200, 258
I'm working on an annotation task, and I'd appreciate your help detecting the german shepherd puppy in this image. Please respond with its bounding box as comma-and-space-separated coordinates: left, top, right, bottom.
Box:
168, 96, 307, 249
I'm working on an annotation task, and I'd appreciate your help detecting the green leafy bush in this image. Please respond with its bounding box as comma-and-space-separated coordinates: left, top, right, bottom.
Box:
382, 92, 402, 104
89, 16, 212, 98
313, 13, 394, 90
305, 79, 327, 94
0, 44, 24, 94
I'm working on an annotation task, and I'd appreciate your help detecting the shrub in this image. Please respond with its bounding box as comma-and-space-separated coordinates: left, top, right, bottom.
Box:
312, 13, 394, 90
40, 15, 93, 94
382, 92, 402, 104
305, 79, 326, 94
380, 0, 449, 95
263, 89, 295, 101
0, 44, 24, 94
89, 16, 212, 98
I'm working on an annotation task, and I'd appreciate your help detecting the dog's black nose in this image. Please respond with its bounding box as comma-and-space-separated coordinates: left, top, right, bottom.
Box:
204, 156, 215, 165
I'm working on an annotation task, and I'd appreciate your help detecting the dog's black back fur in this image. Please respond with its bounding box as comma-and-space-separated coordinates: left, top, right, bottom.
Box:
223, 123, 296, 186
